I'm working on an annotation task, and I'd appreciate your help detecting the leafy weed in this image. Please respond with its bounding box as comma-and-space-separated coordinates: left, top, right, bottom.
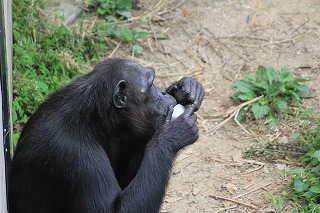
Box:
231, 66, 316, 129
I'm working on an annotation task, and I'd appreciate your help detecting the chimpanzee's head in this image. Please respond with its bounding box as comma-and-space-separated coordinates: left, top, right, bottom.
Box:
91, 58, 176, 138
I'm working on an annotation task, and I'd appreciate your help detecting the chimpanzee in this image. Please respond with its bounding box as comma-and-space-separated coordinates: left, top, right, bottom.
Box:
9, 58, 204, 213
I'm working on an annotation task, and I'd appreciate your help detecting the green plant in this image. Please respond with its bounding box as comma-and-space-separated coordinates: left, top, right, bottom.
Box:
119, 26, 148, 55
88, 0, 133, 18
91, 22, 149, 56
86, 0, 149, 55
284, 113, 320, 212
235, 67, 319, 212
290, 153, 320, 212
267, 192, 288, 213
294, 112, 320, 151
231, 66, 316, 128
12, 0, 148, 147
11, 0, 113, 146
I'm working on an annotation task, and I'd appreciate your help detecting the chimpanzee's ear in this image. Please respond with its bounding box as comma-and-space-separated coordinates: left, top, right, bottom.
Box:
113, 80, 127, 108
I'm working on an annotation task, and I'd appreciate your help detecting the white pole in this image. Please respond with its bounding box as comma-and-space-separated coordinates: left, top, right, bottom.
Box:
4, 0, 13, 156
0, 87, 7, 212
0, 0, 12, 212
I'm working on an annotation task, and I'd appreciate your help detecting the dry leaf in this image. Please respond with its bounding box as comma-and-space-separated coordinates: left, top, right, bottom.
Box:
183, 10, 190, 17
226, 182, 238, 194
247, 174, 254, 182
198, 41, 209, 63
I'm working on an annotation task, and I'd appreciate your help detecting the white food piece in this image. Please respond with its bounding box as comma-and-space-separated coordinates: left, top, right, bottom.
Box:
171, 104, 185, 121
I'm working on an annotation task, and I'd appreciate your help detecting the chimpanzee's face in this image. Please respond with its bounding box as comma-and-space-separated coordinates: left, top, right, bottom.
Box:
128, 62, 176, 112
122, 61, 177, 136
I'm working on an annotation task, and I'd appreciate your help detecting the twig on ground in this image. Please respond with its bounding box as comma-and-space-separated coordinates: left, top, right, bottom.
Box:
234, 108, 250, 134
147, 37, 154, 52
217, 36, 269, 41
201, 120, 209, 132
243, 183, 254, 190
249, 2, 261, 29
290, 18, 309, 35
90, 15, 98, 29
230, 30, 312, 48
148, 18, 159, 48
157, 70, 198, 78
155, 61, 181, 70
209, 195, 259, 210
160, 10, 183, 20
208, 96, 263, 133
108, 40, 123, 58
120, 0, 170, 23
243, 164, 264, 174
233, 183, 271, 199
241, 159, 265, 165
273, 159, 301, 166
172, 162, 193, 175
261, 30, 312, 47
240, 159, 265, 174
158, 0, 186, 16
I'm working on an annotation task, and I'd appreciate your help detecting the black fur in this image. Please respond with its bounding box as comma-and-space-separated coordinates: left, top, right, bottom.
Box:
9, 58, 204, 213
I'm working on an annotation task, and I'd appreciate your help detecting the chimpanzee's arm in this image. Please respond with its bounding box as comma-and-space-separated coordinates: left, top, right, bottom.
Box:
114, 106, 198, 212
72, 107, 198, 213
73, 140, 175, 213
114, 139, 176, 212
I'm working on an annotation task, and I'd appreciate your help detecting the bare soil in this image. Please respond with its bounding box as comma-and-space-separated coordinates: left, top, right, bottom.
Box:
113, 0, 320, 212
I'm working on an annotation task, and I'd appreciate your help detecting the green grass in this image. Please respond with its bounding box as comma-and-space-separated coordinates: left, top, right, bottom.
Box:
12, 0, 148, 147
289, 113, 320, 212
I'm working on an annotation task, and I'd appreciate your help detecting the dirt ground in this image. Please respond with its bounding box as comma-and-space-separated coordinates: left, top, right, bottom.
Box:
113, 0, 320, 212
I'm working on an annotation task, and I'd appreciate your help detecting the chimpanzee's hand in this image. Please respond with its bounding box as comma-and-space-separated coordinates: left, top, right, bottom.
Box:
166, 77, 204, 111
157, 105, 199, 152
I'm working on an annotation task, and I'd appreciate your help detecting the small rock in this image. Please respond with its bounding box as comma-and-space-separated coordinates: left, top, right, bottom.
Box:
192, 187, 200, 196
47, 0, 82, 25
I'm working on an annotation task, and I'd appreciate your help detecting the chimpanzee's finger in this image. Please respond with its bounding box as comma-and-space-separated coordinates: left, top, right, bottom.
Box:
175, 89, 189, 104
189, 80, 197, 104
183, 104, 196, 117
193, 84, 205, 111
198, 86, 205, 105
165, 105, 174, 124
166, 84, 178, 95
176, 77, 186, 89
